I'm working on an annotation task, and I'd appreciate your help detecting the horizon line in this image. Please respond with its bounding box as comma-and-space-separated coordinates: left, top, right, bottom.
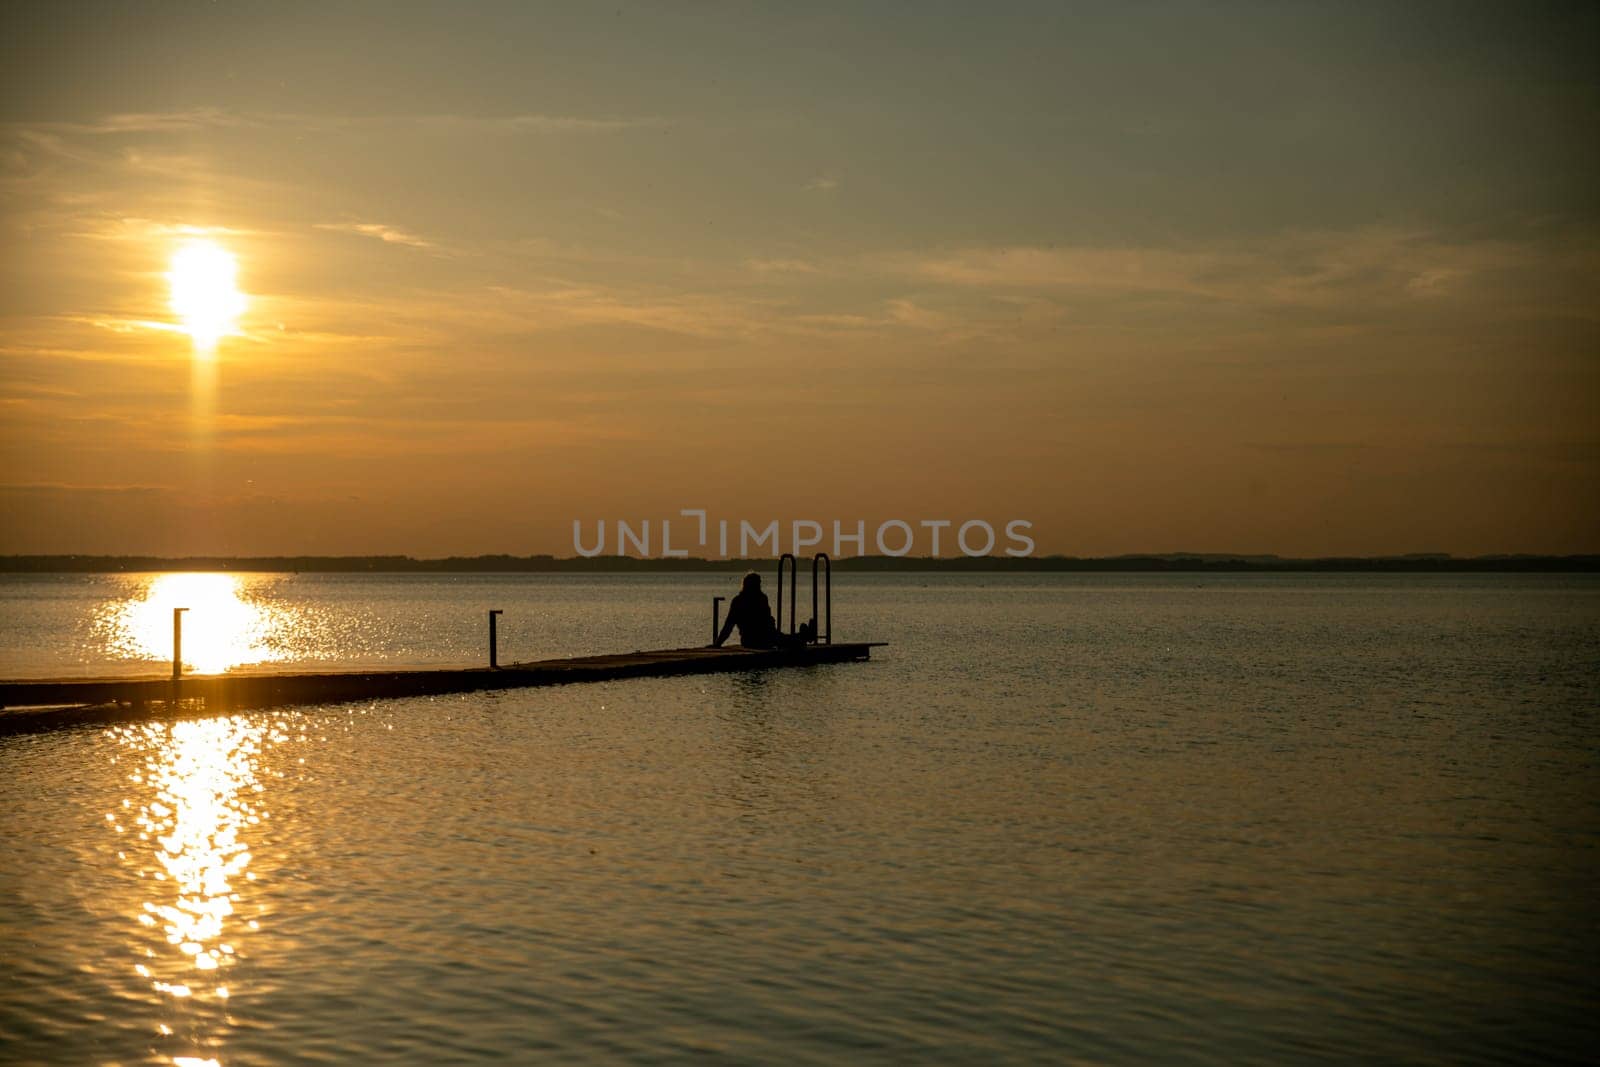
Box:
2, 552, 1597, 574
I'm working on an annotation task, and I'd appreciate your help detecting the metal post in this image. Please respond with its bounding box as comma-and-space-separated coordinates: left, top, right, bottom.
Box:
712, 596, 725, 645
777, 553, 797, 635
811, 552, 831, 644
172, 608, 188, 679
488, 610, 503, 669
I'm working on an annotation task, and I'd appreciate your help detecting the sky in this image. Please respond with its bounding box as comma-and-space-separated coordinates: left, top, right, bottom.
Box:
1, 1, 1596, 557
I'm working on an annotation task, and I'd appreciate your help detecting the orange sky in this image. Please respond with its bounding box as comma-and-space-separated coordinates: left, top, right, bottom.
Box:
2, 3, 1596, 557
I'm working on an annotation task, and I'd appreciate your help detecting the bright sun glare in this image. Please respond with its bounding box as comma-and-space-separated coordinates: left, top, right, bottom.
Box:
99, 573, 289, 674
168, 239, 246, 352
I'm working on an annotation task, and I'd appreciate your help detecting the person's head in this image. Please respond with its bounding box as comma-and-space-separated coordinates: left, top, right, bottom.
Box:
741, 571, 761, 593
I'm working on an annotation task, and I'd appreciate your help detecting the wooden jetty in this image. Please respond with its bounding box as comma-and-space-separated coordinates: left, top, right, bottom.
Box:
0, 642, 885, 736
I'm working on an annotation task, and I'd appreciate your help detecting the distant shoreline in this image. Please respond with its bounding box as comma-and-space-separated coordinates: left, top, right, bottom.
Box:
2, 554, 1596, 573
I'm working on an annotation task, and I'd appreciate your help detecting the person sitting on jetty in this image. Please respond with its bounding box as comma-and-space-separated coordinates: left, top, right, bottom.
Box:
714, 572, 814, 649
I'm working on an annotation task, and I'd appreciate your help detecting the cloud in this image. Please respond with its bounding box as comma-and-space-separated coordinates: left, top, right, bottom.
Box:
476, 283, 773, 341
8, 109, 671, 138
314, 221, 435, 250
745, 258, 820, 274
397, 114, 669, 135
804, 175, 840, 192
15, 108, 248, 135
885, 299, 956, 331
66, 217, 261, 242
910, 245, 1211, 294
0, 482, 169, 497
895, 228, 1599, 313
1244, 441, 1376, 454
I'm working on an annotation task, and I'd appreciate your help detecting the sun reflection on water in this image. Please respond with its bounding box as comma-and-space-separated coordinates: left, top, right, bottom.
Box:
112, 716, 275, 1067
96, 573, 299, 674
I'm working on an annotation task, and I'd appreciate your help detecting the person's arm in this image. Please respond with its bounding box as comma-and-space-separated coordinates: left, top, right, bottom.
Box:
714, 598, 739, 647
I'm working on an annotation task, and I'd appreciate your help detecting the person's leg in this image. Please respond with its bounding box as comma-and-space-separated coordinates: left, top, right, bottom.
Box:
773, 621, 814, 648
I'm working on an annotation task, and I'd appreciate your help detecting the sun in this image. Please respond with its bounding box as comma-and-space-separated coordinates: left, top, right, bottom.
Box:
169, 239, 247, 352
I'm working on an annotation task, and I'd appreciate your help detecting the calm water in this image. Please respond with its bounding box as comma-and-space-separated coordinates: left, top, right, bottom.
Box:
1, 572, 1596, 1065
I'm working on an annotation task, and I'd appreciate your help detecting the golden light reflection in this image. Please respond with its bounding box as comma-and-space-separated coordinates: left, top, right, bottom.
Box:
168, 239, 246, 355
96, 573, 296, 674
114, 717, 270, 1067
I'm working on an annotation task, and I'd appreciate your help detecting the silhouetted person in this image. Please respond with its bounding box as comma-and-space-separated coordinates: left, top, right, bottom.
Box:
714, 572, 813, 649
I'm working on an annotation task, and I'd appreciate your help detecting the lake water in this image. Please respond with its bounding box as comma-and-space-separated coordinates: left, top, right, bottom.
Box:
1, 572, 1596, 1065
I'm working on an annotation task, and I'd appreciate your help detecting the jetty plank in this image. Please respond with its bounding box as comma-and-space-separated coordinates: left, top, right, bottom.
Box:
0, 642, 885, 735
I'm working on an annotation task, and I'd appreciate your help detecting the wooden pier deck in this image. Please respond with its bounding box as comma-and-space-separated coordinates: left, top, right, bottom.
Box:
0, 642, 885, 735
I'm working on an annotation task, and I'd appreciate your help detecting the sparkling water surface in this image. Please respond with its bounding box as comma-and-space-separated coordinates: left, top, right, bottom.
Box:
1, 572, 1597, 1065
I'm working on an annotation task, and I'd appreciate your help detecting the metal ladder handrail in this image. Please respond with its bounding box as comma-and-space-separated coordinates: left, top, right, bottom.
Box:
811, 553, 831, 645
776, 553, 797, 636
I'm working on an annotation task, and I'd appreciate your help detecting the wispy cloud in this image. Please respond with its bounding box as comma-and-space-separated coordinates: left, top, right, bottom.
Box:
746, 258, 820, 274
8, 109, 672, 138
909, 245, 1211, 293
895, 228, 1600, 313
804, 175, 840, 193
67, 217, 262, 242
885, 298, 957, 331
396, 114, 669, 135
314, 221, 435, 250
19, 108, 246, 135
477, 283, 774, 341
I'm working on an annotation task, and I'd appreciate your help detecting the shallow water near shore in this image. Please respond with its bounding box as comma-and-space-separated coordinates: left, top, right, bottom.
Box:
2, 572, 1597, 1064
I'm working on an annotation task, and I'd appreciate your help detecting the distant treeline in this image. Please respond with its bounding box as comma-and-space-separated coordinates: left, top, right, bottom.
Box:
3, 554, 1597, 573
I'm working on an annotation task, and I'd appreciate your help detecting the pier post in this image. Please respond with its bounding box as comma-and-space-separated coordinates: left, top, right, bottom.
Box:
777, 553, 797, 636
811, 553, 831, 645
489, 610, 503, 669
712, 596, 725, 645
172, 608, 188, 679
